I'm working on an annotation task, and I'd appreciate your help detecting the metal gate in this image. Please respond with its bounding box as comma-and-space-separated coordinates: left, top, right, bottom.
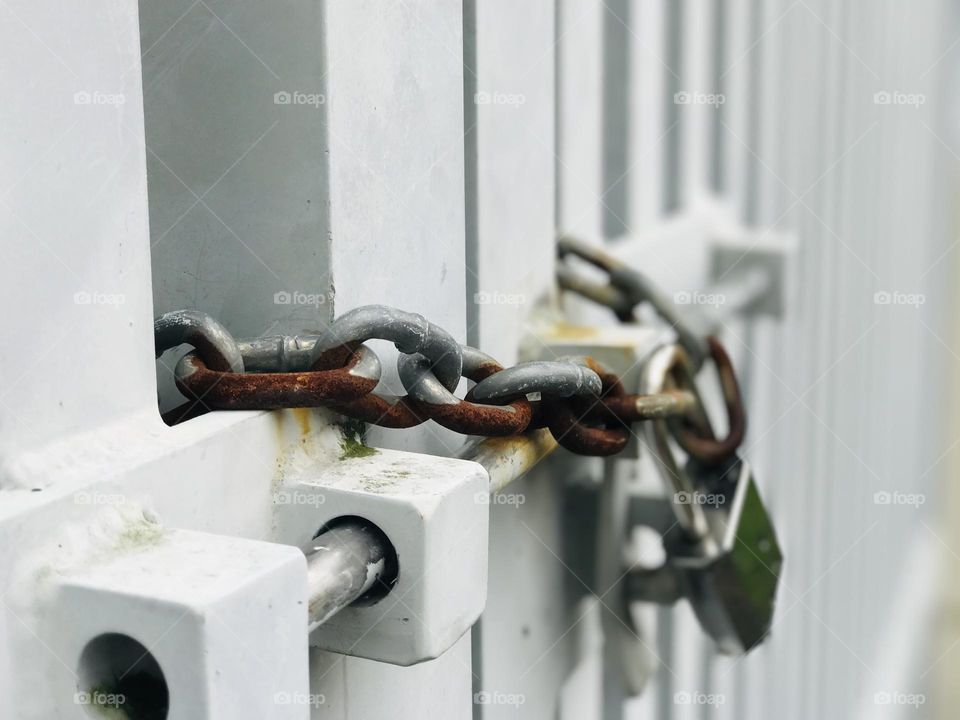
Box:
0, 0, 955, 718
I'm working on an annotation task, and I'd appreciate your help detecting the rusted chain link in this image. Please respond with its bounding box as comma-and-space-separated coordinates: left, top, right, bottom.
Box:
671, 337, 746, 464
398, 347, 533, 436
556, 236, 747, 462
154, 300, 746, 459
174, 346, 381, 410
556, 235, 709, 369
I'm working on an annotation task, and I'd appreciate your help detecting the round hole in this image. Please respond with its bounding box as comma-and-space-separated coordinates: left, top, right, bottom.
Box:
314, 515, 399, 606
77, 633, 169, 720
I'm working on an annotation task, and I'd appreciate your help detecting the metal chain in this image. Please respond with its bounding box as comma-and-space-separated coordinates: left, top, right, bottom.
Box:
556, 237, 747, 459
155, 275, 746, 460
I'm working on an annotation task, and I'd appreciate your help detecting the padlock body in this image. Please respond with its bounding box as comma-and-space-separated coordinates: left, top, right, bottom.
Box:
667, 458, 783, 654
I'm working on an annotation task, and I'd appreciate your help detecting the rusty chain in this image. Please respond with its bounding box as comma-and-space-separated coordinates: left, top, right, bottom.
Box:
155, 260, 746, 460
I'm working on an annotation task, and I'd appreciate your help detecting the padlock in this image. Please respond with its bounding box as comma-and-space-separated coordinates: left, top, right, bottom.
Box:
628, 343, 783, 654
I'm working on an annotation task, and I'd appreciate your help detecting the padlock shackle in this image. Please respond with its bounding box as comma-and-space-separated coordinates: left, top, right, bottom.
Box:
641, 344, 715, 542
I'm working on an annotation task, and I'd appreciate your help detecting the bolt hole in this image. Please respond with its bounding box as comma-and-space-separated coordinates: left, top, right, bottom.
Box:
314, 515, 399, 605
77, 633, 169, 720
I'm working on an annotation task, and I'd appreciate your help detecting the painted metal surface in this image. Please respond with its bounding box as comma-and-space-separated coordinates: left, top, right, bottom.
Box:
51, 525, 309, 719
275, 446, 489, 666
0, 1, 955, 720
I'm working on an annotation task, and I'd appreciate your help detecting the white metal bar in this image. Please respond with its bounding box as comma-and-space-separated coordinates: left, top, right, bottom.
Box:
556, 0, 606, 241
318, 2, 473, 716
676, 0, 717, 209
324, 0, 468, 462
719, 0, 753, 222
0, 0, 154, 455
467, 0, 556, 366
627, 0, 668, 229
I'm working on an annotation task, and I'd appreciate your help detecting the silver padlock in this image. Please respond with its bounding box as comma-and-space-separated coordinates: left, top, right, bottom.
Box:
629, 343, 783, 654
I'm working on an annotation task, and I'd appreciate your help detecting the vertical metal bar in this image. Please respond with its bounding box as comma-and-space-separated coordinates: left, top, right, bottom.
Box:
602, 0, 630, 238
627, 0, 669, 229
719, 0, 752, 222
816, 1, 850, 713
677, 0, 716, 209
745, 1, 798, 717
320, 2, 472, 715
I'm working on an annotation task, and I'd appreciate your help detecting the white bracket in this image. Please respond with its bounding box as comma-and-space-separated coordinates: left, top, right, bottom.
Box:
708, 224, 797, 320
589, 201, 797, 328
14, 510, 309, 720
274, 447, 489, 666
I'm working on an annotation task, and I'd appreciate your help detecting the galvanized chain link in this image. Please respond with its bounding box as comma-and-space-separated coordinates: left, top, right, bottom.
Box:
155, 276, 746, 459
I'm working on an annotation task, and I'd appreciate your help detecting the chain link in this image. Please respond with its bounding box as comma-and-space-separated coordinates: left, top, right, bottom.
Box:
155, 265, 746, 459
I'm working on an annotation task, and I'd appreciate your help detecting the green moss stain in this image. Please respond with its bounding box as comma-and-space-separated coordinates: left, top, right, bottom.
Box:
338, 420, 377, 460
339, 435, 377, 460
114, 517, 165, 551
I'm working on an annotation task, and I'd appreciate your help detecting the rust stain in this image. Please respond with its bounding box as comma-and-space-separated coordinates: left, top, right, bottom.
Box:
413, 357, 533, 436
291, 407, 312, 436
176, 350, 377, 410
412, 397, 532, 436
674, 336, 746, 464
327, 394, 424, 428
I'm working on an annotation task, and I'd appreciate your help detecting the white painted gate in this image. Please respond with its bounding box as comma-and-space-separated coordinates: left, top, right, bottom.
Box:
1, 1, 956, 719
